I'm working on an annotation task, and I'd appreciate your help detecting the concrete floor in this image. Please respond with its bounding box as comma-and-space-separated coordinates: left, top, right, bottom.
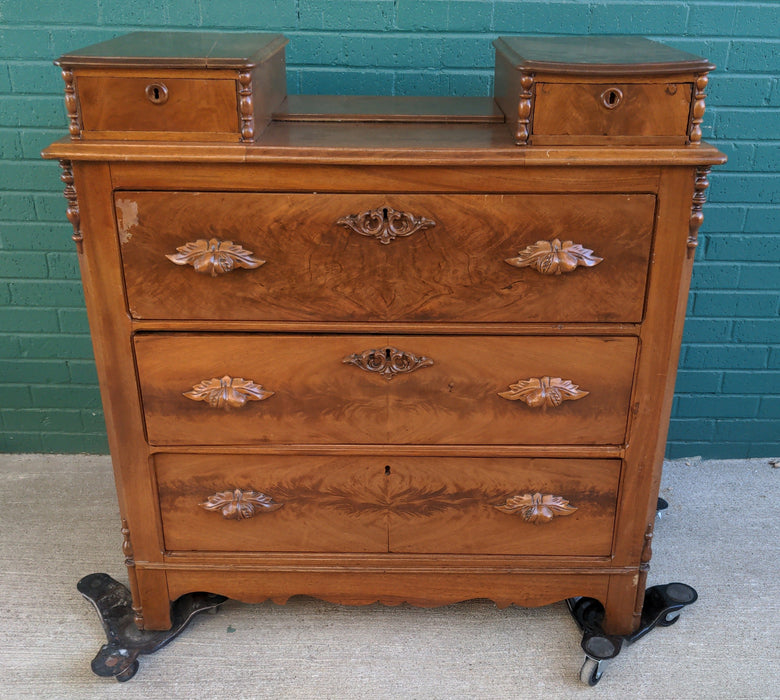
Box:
0, 453, 778, 699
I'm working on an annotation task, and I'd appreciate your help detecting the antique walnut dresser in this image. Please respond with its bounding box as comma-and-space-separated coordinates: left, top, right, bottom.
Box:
43, 32, 725, 680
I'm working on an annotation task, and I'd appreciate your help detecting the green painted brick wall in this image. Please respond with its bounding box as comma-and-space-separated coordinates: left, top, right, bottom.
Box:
0, 1, 778, 457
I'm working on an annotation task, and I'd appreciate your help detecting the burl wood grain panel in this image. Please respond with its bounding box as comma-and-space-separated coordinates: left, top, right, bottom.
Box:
533, 82, 693, 139
76, 75, 239, 134
155, 453, 618, 555
117, 191, 655, 323
155, 453, 388, 552
133, 334, 637, 446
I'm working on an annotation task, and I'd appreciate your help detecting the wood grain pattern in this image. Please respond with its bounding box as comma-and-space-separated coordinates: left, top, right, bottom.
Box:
43, 33, 725, 636
76, 74, 239, 136
134, 334, 637, 446
155, 453, 618, 556
532, 81, 693, 142
118, 191, 655, 323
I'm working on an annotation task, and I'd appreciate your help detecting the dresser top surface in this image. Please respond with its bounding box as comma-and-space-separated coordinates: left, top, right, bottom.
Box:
494, 36, 715, 74
55, 31, 288, 69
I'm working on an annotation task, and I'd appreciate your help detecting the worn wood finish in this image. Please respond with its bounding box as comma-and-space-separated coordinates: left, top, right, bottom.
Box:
134, 334, 637, 446
119, 191, 655, 323
43, 33, 725, 637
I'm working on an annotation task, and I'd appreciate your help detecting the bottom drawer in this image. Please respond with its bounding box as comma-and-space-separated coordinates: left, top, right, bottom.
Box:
155, 453, 619, 556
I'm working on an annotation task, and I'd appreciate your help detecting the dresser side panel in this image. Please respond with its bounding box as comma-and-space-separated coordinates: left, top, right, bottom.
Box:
72, 162, 165, 567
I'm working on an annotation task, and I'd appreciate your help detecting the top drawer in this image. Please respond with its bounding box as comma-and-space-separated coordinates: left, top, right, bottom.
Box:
493, 36, 712, 146
117, 191, 655, 324
56, 32, 287, 141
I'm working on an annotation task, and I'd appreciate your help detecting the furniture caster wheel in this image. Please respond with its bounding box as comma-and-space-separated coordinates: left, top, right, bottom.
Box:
78, 573, 226, 681
659, 610, 681, 627
114, 660, 139, 683
579, 656, 604, 686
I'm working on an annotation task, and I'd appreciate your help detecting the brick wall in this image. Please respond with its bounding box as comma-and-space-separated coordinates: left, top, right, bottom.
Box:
0, 1, 777, 457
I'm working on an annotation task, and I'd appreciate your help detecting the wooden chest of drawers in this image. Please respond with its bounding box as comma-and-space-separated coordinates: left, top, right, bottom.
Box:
44, 33, 725, 642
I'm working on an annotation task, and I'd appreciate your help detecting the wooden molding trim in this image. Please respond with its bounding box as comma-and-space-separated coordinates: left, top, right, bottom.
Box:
58, 159, 83, 253
515, 72, 535, 145
237, 71, 255, 142
688, 74, 708, 145
61, 69, 81, 138
687, 166, 711, 257
120, 519, 144, 627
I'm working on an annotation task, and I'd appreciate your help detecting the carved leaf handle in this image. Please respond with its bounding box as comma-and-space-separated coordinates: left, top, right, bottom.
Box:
200, 489, 283, 520
337, 206, 436, 245
505, 239, 602, 275
343, 346, 434, 380
495, 492, 577, 524
184, 376, 274, 409
166, 237, 265, 276
498, 376, 588, 408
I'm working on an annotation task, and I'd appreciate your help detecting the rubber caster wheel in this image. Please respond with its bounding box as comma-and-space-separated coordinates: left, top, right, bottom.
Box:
114, 660, 139, 683
658, 610, 681, 627
579, 657, 604, 686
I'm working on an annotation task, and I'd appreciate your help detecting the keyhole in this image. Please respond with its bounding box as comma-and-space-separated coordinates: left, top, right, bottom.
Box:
385, 347, 392, 361
145, 83, 169, 105
385, 465, 391, 475
600, 87, 623, 110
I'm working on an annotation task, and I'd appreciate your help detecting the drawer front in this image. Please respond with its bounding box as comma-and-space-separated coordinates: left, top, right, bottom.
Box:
156, 453, 619, 556
77, 75, 239, 136
135, 334, 637, 446
118, 191, 655, 323
533, 82, 693, 143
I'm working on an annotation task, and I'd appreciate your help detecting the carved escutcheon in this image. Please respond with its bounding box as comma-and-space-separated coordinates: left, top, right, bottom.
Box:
337, 206, 436, 245
498, 376, 588, 408
505, 239, 603, 275
184, 376, 274, 409
495, 492, 577, 524
200, 489, 283, 520
343, 346, 434, 380
166, 238, 265, 276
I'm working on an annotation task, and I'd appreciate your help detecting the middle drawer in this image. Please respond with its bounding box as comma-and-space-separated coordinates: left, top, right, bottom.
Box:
135, 334, 637, 446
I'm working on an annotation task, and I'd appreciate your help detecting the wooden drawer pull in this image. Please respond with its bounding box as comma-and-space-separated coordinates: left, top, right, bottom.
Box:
200, 489, 283, 520
337, 206, 436, 245
498, 376, 588, 408
184, 375, 274, 409
166, 237, 265, 276
343, 346, 433, 380
505, 238, 602, 275
495, 492, 577, 524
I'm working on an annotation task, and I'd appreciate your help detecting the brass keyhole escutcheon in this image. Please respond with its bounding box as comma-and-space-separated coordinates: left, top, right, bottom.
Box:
145, 82, 169, 105
600, 87, 623, 110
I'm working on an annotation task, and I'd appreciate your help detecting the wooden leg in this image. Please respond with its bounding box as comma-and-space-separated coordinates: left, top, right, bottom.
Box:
135, 568, 173, 631
601, 573, 643, 636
